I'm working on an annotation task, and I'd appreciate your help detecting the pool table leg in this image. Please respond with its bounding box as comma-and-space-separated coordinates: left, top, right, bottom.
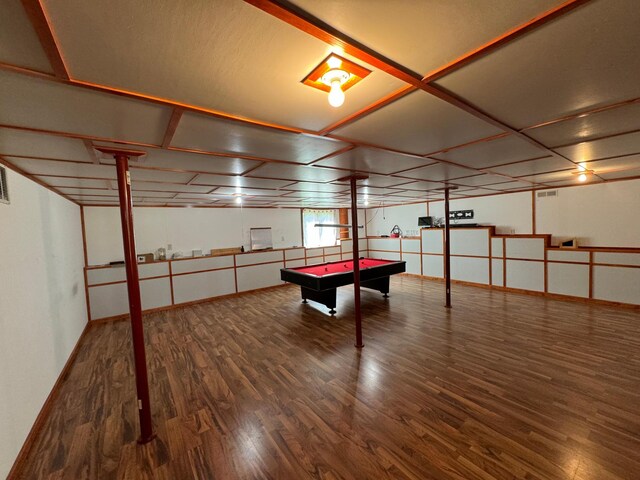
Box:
300, 286, 337, 314
361, 276, 391, 298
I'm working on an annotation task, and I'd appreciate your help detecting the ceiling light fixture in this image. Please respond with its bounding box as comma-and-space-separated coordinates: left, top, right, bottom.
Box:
572, 163, 595, 182
302, 53, 371, 109
235, 196, 243, 204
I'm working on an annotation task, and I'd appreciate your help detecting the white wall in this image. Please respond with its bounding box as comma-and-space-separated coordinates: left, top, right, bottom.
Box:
84, 206, 304, 265
0, 168, 87, 478
429, 191, 532, 235
536, 179, 640, 247
366, 203, 426, 237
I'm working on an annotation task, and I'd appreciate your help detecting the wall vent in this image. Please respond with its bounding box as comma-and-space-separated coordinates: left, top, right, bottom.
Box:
537, 190, 558, 198
0, 166, 9, 204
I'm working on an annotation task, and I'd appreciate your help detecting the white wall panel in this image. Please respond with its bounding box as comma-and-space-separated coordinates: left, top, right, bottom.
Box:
325, 254, 341, 263
340, 239, 352, 253
547, 263, 589, 298
140, 277, 172, 310
401, 238, 420, 253
593, 252, 640, 266
139, 262, 170, 279
237, 262, 284, 292
285, 259, 306, 268
368, 238, 401, 252
285, 248, 305, 260
172, 269, 236, 304
451, 256, 490, 284
505, 238, 545, 260
536, 179, 640, 248
235, 250, 283, 266
0, 168, 87, 478
171, 255, 234, 274
422, 255, 444, 278
506, 260, 544, 292
84, 206, 303, 265
87, 266, 126, 285
306, 248, 324, 260
547, 250, 590, 263
89, 283, 129, 319
451, 229, 490, 257
369, 251, 401, 261
491, 238, 504, 258
324, 246, 341, 256
402, 252, 421, 274
491, 259, 504, 286
593, 266, 640, 305
422, 229, 443, 254
366, 203, 426, 237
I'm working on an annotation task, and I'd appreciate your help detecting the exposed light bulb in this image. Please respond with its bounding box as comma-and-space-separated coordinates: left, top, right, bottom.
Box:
235, 196, 242, 204
328, 80, 345, 107
327, 55, 342, 69
364, 200, 369, 206
578, 173, 587, 182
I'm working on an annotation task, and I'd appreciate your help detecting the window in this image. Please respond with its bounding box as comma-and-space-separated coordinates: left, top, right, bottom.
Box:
302, 209, 338, 248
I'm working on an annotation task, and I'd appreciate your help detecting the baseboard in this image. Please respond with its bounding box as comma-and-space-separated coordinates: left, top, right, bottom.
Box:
7, 321, 94, 479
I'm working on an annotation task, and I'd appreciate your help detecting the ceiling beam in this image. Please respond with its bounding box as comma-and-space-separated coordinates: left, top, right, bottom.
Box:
161, 108, 184, 148
20, 0, 69, 79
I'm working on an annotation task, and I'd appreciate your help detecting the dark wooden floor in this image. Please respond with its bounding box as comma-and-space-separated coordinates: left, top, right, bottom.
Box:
17, 276, 640, 479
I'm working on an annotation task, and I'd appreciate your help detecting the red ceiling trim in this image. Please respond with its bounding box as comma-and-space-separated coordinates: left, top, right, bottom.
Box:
20, 0, 69, 79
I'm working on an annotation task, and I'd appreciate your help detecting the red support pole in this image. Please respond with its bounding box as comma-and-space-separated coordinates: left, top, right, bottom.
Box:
115, 154, 155, 444
350, 177, 364, 348
444, 187, 452, 309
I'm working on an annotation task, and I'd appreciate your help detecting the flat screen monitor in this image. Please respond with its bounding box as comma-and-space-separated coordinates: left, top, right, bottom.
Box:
418, 216, 433, 227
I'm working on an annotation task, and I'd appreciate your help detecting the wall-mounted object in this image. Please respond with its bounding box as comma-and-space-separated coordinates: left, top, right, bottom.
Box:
449, 210, 474, 220
137, 253, 154, 263
560, 238, 578, 249
0, 166, 9, 204
250, 227, 273, 251
418, 216, 434, 227
192, 249, 203, 257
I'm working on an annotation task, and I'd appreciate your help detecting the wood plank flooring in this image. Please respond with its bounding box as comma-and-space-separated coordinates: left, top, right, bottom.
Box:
15, 276, 640, 479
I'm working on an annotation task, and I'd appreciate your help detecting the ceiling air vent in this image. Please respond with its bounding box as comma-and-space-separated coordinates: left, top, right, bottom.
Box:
0, 166, 9, 204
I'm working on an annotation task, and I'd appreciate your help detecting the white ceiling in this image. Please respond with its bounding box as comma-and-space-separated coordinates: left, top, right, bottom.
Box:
0, 0, 638, 209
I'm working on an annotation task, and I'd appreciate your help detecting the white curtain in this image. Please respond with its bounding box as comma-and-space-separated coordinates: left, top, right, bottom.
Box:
303, 209, 339, 248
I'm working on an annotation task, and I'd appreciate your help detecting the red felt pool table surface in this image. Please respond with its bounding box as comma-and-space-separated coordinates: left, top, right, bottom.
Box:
289, 258, 394, 277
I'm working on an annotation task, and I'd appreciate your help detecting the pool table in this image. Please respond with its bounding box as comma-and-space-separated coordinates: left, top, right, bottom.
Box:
280, 258, 406, 314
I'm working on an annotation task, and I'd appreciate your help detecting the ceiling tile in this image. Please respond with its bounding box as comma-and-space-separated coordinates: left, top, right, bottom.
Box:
0, 69, 172, 144
333, 90, 503, 154
0, 0, 54, 72
173, 112, 348, 163
393, 181, 447, 191
247, 163, 347, 182
451, 188, 505, 197
113, 181, 212, 194
396, 162, 479, 182
213, 187, 285, 197
45, 0, 404, 131
6, 157, 116, 178
483, 180, 536, 190
191, 174, 291, 189
585, 154, 640, 177
490, 157, 576, 177
449, 174, 514, 187
313, 146, 434, 174
57, 187, 116, 197
0, 128, 92, 161
597, 169, 640, 181
332, 174, 414, 188
282, 182, 348, 193
526, 101, 640, 147
432, 135, 550, 168
436, 0, 640, 128
93, 142, 260, 174
36, 176, 111, 189
130, 169, 194, 184
518, 170, 578, 184
291, 0, 563, 75
554, 131, 640, 162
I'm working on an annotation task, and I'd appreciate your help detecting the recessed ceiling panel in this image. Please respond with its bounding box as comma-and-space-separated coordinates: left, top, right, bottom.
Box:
396, 162, 478, 182
332, 175, 415, 188
6, 157, 116, 178
36, 176, 111, 189
313, 147, 434, 174
247, 164, 346, 182
0, 128, 91, 161
518, 170, 578, 184
191, 174, 291, 190
333, 90, 503, 154
436, 0, 640, 129
130, 169, 194, 184
449, 174, 513, 187
0, 70, 171, 144
432, 135, 550, 168
526, 101, 640, 147
173, 113, 348, 163
93, 142, 260, 174
45, 0, 404, 131
112, 181, 212, 194
490, 157, 576, 177
394, 181, 448, 192
451, 188, 504, 197
57, 187, 116, 196
586, 154, 640, 177
282, 182, 348, 193
597, 169, 640, 181
280, 191, 343, 199
0, 0, 54, 72
483, 180, 536, 190
554, 131, 640, 162
214, 187, 284, 197
291, 0, 563, 75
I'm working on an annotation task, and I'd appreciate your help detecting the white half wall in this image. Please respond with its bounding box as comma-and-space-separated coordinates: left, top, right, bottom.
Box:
535, 179, 640, 247
0, 168, 87, 478
84, 206, 304, 265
